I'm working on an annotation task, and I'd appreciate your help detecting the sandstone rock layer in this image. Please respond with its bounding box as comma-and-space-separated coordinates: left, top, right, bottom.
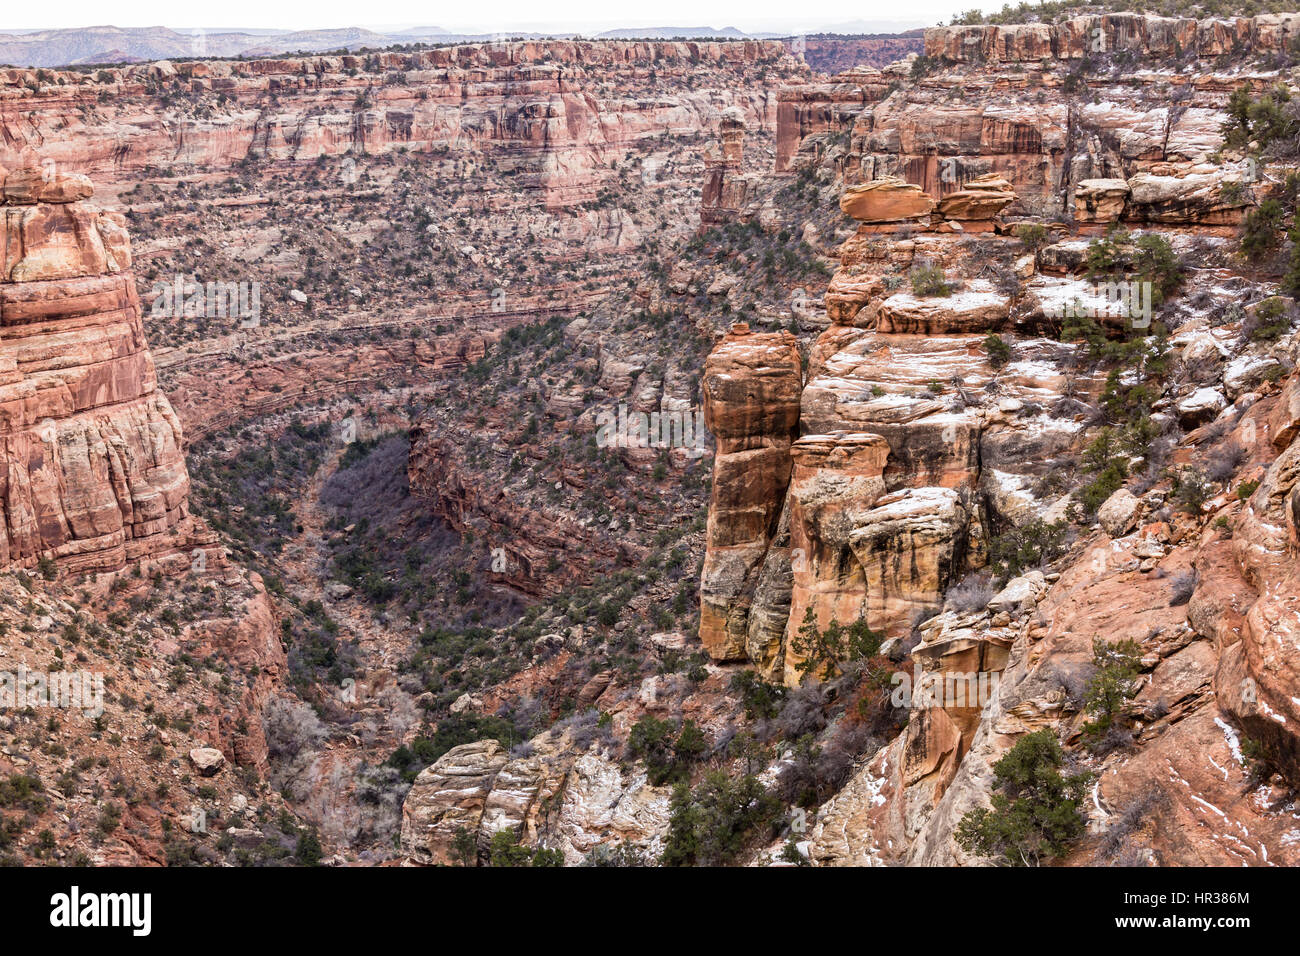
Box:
0, 169, 191, 573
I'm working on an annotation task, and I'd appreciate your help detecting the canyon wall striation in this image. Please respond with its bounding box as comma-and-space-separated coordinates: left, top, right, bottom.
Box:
0, 165, 193, 574
694, 12, 1300, 866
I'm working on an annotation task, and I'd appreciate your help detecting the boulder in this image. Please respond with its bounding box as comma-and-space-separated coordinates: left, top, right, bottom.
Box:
1098, 488, 1141, 538
1073, 178, 1129, 223
188, 747, 226, 776
876, 284, 1010, 334
1224, 354, 1283, 399
399, 740, 508, 865
840, 178, 935, 223
986, 571, 1048, 616
1175, 387, 1227, 429
1126, 171, 1250, 225
935, 174, 1017, 220
2, 167, 94, 205
824, 268, 885, 326
1271, 373, 1300, 450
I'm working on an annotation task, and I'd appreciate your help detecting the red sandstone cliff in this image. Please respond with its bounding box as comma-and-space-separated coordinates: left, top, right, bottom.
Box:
0, 165, 193, 574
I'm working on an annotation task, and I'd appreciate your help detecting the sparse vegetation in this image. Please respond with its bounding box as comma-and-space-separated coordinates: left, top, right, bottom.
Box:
956, 730, 1091, 866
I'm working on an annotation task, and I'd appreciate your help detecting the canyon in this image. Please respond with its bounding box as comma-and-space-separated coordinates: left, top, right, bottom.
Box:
2, 7, 1300, 871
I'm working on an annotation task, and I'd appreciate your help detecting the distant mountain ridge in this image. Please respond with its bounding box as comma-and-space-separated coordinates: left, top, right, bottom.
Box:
0, 22, 927, 67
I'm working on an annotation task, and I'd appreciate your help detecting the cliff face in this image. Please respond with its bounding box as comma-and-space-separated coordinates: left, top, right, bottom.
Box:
774, 13, 1289, 224
784, 34, 926, 75
698, 324, 802, 666
0, 41, 791, 210
695, 12, 1300, 867
0, 170, 291, 865
923, 12, 1300, 62
0, 166, 191, 574
0, 39, 805, 459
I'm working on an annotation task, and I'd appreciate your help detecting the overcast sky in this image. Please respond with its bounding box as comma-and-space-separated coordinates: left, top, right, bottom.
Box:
0, 0, 971, 33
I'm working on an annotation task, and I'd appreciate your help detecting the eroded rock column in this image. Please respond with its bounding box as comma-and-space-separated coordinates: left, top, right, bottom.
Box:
698, 323, 802, 661
0, 167, 192, 574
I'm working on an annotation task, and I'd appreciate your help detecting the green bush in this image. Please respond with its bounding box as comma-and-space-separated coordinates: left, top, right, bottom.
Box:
984, 332, 1013, 370
955, 729, 1092, 866
660, 771, 781, 866
910, 54, 941, 81
1082, 636, 1144, 746
628, 716, 708, 786
1222, 83, 1296, 153
1285, 213, 1300, 298
1132, 234, 1183, 304
1013, 223, 1050, 251
487, 830, 564, 867
789, 608, 883, 682
1083, 228, 1130, 277
910, 265, 954, 298
1241, 199, 1285, 263
1172, 467, 1211, 514
729, 671, 787, 721
1249, 296, 1292, 342
386, 714, 520, 782
987, 519, 1069, 578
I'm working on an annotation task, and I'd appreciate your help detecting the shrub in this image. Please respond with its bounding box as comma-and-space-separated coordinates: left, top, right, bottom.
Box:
987, 519, 1069, 578
910, 265, 954, 298
1013, 223, 1049, 251
1082, 230, 1181, 307
581, 842, 649, 866
1074, 418, 1159, 516
775, 724, 878, 807
1282, 215, 1300, 299
1246, 296, 1291, 343
386, 714, 519, 782
757, 683, 830, 742
627, 716, 707, 786
910, 54, 941, 81
1097, 787, 1157, 861
295, 828, 323, 866
1172, 467, 1211, 514
955, 729, 1092, 866
1132, 234, 1183, 304
1222, 83, 1296, 153
660, 771, 781, 866
487, 830, 563, 867
1205, 441, 1247, 483
945, 572, 996, 613
1082, 636, 1144, 747
452, 825, 477, 866
1241, 199, 1285, 263
983, 332, 1012, 370
729, 671, 786, 721
1241, 736, 1275, 784
1084, 228, 1130, 277
789, 608, 883, 683
1167, 570, 1198, 607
